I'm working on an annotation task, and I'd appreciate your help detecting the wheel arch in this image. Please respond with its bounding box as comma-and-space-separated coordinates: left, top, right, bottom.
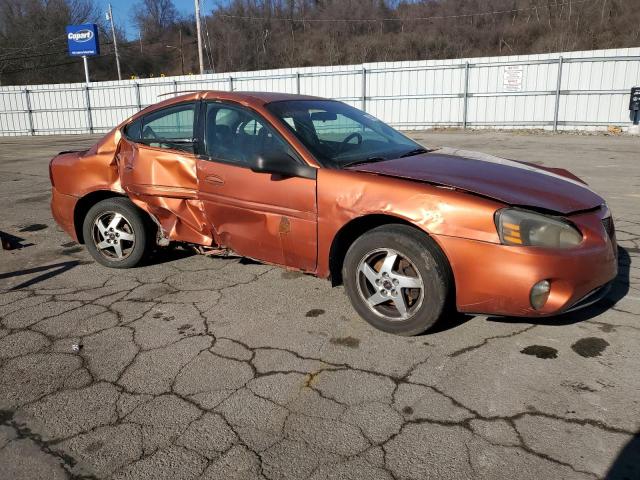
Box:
328, 214, 453, 289
73, 190, 127, 244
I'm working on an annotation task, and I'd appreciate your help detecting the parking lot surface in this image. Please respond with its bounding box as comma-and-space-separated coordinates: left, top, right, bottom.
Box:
1, 130, 639, 480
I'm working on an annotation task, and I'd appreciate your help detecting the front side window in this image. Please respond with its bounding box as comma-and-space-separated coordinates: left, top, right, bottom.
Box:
266, 100, 424, 167
133, 103, 196, 153
204, 103, 296, 167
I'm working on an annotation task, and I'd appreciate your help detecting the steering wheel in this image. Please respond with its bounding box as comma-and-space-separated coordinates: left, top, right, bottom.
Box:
338, 132, 362, 153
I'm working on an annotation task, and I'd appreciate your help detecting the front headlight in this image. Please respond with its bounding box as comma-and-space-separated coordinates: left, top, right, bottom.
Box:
495, 208, 583, 248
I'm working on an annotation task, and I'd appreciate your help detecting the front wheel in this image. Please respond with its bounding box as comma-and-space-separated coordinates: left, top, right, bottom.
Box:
82, 197, 153, 268
342, 225, 453, 335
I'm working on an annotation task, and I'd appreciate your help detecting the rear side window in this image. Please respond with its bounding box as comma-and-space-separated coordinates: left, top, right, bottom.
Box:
143, 103, 195, 140
125, 103, 196, 153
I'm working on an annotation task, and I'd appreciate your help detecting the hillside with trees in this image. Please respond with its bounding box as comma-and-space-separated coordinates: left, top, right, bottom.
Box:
1, 0, 639, 85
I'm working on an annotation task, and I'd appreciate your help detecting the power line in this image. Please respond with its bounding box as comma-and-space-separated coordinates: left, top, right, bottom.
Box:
217, 0, 597, 23
0, 37, 197, 64
1, 55, 111, 75
0, 49, 69, 62
0, 32, 68, 51
203, 18, 215, 72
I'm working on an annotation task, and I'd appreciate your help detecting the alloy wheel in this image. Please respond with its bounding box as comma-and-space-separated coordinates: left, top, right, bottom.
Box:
356, 248, 424, 320
92, 211, 136, 261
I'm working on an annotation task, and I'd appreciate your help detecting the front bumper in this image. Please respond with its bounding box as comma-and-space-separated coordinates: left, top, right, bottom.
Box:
436, 208, 617, 317
562, 282, 611, 313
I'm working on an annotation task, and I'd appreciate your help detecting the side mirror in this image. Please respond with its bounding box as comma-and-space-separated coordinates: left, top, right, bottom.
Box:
249, 153, 317, 180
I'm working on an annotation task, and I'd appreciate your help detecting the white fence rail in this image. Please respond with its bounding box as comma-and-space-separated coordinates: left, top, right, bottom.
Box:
1, 47, 639, 136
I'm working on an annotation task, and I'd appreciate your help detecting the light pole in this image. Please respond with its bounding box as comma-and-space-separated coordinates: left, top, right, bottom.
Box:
106, 4, 122, 81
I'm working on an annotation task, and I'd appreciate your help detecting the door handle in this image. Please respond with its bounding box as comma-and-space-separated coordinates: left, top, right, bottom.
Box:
204, 174, 224, 185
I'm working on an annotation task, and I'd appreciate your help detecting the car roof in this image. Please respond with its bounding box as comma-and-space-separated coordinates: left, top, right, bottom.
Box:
221, 91, 324, 104
163, 90, 325, 107
122, 90, 332, 129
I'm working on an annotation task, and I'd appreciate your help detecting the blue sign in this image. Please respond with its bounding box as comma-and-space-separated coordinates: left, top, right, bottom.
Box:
66, 24, 100, 56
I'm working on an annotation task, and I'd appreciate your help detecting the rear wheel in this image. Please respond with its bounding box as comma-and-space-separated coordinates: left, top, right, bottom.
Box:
82, 197, 153, 268
342, 224, 452, 335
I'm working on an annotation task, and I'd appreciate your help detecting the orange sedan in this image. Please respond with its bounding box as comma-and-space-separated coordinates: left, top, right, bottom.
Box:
49, 91, 617, 335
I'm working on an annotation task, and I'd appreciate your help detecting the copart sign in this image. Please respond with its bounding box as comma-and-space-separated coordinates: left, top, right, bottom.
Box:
66, 24, 100, 56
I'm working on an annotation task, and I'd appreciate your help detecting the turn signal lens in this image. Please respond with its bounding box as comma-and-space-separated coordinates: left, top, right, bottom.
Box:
495, 208, 583, 248
530, 280, 551, 310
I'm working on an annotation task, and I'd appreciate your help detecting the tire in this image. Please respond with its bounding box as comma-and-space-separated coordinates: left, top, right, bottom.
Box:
342, 224, 453, 336
82, 197, 153, 268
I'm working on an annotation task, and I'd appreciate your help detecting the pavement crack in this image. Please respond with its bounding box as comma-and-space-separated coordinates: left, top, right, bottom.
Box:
448, 325, 536, 357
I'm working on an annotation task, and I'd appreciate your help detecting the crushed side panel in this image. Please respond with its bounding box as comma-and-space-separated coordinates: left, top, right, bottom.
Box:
117, 139, 212, 246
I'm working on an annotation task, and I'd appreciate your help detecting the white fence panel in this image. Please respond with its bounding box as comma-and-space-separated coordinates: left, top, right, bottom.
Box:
0, 47, 638, 136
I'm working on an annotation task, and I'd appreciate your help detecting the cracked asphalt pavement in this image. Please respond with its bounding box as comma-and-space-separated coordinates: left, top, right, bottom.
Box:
1, 130, 639, 479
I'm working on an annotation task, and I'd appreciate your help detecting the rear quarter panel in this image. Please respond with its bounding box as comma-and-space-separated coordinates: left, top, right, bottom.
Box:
51, 131, 122, 197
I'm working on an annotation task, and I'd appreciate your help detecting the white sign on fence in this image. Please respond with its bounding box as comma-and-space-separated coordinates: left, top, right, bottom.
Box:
503, 65, 524, 92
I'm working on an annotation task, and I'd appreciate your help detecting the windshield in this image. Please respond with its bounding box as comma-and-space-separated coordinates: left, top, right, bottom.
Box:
265, 100, 425, 168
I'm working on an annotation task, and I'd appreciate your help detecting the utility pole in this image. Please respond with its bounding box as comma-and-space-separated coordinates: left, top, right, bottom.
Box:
195, 0, 205, 74
179, 29, 184, 76
166, 30, 185, 76
107, 4, 122, 80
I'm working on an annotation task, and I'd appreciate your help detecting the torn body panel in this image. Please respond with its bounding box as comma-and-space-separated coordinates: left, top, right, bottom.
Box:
50, 131, 123, 198
117, 139, 212, 245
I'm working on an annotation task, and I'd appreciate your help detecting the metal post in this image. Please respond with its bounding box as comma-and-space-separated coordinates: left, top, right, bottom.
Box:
134, 82, 142, 111
24, 89, 34, 135
361, 67, 366, 111
553, 56, 564, 132
84, 85, 93, 134
82, 56, 90, 84
173, 80, 178, 93
107, 4, 122, 81
296, 72, 301, 94
194, 0, 205, 74
462, 61, 470, 129
228, 76, 233, 91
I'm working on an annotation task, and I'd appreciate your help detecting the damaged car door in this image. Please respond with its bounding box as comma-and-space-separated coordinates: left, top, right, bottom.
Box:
196, 101, 317, 271
118, 102, 212, 244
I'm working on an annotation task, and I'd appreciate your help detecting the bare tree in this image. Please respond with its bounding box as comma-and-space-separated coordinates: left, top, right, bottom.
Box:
134, 0, 179, 41
2, 0, 640, 85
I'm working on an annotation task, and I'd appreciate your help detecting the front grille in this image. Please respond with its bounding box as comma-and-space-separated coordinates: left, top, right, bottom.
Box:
601, 216, 615, 239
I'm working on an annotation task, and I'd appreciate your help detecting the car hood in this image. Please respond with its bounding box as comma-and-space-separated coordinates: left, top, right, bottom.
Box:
346, 147, 604, 214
